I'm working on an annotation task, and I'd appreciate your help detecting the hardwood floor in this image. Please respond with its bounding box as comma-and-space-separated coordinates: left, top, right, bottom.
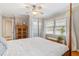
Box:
64, 51, 79, 56
71, 51, 79, 56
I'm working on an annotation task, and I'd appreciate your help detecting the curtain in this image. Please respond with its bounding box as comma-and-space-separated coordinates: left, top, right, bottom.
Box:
0, 16, 2, 37
40, 19, 45, 38
72, 6, 79, 51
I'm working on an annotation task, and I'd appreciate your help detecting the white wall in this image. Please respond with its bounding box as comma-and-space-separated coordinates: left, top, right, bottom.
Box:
15, 15, 29, 25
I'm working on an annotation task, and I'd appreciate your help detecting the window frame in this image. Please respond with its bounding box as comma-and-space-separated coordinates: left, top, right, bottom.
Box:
45, 17, 67, 36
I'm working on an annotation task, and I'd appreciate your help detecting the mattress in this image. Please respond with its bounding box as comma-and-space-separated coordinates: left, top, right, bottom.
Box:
3, 37, 69, 56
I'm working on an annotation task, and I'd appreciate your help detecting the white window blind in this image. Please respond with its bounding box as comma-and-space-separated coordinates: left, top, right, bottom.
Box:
45, 18, 66, 36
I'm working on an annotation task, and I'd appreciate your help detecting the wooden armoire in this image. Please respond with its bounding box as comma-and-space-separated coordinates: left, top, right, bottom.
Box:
16, 24, 28, 39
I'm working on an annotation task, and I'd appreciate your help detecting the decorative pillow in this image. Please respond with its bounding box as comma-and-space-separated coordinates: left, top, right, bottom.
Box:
0, 37, 7, 44
0, 37, 7, 56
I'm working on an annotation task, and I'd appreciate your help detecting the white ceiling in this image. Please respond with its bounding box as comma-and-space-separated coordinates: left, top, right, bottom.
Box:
0, 3, 78, 17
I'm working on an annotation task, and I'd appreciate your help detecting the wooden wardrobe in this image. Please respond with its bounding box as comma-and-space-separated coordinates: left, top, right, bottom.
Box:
16, 24, 28, 39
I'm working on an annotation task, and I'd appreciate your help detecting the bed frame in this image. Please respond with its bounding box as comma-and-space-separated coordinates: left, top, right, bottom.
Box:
63, 50, 71, 56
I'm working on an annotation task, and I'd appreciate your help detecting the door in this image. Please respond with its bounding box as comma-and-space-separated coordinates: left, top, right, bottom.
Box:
2, 16, 14, 41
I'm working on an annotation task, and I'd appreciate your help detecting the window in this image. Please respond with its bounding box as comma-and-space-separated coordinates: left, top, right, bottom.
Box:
55, 19, 66, 36
45, 18, 66, 36
45, 20, 54, 34
31, 18, 42, 37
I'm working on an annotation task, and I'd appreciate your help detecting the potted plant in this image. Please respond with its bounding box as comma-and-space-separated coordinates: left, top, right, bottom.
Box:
57, 26, 65, 43
57, 35, 64, 43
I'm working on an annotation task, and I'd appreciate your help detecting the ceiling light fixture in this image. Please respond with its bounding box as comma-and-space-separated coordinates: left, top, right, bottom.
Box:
24, 3, 43, 15
32, 11, 38, 15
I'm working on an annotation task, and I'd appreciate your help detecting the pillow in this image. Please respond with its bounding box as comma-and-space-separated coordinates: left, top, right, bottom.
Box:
0, 37, 7, 56
0, 37, 7, 44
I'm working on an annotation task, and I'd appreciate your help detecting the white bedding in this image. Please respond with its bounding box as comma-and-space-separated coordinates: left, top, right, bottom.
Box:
3, 37, 69, 56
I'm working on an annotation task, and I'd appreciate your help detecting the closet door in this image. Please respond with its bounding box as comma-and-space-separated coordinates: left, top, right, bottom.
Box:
2, 16, 14, 41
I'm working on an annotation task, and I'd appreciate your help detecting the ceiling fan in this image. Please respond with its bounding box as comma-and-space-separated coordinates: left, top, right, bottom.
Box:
24, 3, 44, 15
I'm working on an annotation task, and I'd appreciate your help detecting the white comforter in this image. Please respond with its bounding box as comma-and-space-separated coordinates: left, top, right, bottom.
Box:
3, 37, 69, 56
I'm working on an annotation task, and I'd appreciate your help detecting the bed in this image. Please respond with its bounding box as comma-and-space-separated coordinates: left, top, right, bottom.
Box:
0, 37, 69, 56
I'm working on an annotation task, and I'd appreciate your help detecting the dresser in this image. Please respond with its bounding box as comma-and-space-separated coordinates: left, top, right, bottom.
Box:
16, 24, 28, 39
